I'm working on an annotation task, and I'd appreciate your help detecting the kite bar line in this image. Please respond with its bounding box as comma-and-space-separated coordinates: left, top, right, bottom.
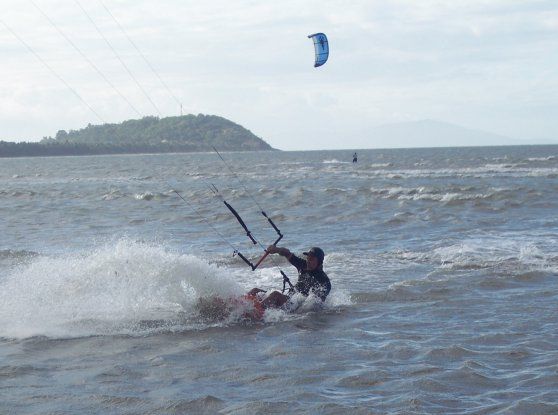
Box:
171, 183, 293, 294
223, 199, 257, 244
281, 270, 294, 294
210, 184, 257, 245
169, 185, 257, 270
233, 233, 283, 272
0, 20, 106, 123
211, 146, 283, 241
169, 182, 279, 272
209, 184, 283, 270
210, 148, 292, 288
169, 185, 239, 255
253, 233, 284, 269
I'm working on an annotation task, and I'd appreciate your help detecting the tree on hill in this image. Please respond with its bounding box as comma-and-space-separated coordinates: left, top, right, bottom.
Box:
46, 114, 271, 151
0, 114, 274, 157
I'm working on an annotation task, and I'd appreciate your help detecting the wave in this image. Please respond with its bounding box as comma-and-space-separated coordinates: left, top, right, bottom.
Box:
135, 192, 155, 200
0, 190, 36, 198
0, 249, 39, 273
101, 189, 126, 200
101, 190, 170, 201
134, 191, 169, 201
355, 165, 558, 179
430, 240, 550, 272
393, 235, 558, 276
0, 249, 38, 258
385, 211, 415, 224
527, 156, 556, 162
323, 159, 350, 164
364, 185, 523, 206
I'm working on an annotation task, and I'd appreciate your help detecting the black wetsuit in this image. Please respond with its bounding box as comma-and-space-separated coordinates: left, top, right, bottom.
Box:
288, 254, 331, 301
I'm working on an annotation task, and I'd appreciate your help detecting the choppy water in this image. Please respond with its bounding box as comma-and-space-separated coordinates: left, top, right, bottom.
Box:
1, 146, 558, 414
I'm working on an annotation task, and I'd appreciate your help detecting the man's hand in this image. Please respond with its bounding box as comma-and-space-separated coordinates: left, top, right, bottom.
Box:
266, 245, 292, 258
266, 245, 280, 254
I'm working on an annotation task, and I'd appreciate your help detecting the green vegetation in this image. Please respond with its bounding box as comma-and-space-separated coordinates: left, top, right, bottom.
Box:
0, 114, 274, 157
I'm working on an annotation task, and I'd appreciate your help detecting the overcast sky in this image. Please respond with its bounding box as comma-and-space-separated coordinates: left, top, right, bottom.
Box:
1, 0, 557, 150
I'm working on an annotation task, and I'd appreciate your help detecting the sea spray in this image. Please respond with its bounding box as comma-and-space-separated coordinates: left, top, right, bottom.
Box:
0, 239, 245, 339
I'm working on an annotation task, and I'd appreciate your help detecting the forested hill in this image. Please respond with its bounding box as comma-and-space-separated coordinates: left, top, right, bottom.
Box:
0, 114, 274, 157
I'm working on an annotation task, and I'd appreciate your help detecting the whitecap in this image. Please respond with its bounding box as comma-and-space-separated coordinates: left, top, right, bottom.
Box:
135, 192, 155, 200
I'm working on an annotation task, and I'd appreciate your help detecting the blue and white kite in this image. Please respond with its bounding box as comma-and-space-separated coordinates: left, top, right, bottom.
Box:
308, 33, 329, 67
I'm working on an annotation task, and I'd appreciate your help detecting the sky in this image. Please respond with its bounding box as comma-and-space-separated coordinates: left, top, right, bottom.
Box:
0, 0, 557, 150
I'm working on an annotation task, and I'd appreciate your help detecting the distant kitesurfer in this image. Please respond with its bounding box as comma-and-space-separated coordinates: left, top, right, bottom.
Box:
352, 152, 358, 163
248, 246, 331, 309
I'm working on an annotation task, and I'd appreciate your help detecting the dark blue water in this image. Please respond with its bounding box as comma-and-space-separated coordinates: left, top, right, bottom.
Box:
1, 146, 558, 414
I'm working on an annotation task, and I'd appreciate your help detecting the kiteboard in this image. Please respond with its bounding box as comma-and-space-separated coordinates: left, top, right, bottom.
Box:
196, 293, 264, 321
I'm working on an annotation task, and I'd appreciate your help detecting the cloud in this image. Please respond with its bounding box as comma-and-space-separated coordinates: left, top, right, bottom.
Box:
0, 0, 557, 148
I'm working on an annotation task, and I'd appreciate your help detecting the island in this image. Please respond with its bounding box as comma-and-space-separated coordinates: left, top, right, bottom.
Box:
0, 114, 274, 157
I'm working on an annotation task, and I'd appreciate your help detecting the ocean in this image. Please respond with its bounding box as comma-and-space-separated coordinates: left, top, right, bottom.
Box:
1, 146, 558, 414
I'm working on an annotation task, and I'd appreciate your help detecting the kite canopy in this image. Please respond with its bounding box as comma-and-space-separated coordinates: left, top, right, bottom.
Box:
308, 33, 329, 67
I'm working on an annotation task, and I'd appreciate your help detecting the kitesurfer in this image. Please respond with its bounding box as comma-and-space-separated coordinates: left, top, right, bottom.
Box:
352, 152, 358, 163
248, 246, 331, 309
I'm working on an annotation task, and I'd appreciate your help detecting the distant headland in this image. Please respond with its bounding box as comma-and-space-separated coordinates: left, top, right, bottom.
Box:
0, 114, 274, 157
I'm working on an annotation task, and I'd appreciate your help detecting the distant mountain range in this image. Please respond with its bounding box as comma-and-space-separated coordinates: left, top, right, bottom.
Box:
358, 119, 556, 149
0, 114, 273, 158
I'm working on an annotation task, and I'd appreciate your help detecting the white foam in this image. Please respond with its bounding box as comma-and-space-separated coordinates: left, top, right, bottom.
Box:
356, 165, 558, 180
527, 156, 555, 162
429, 236, 558, 273
0, 239, 244, 339
370, 163, 393, 168
134, 192, 155, 200
323, 159, 350, 164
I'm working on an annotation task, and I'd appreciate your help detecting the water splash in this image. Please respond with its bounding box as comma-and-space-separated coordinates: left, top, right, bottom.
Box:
0, 239, 246, 339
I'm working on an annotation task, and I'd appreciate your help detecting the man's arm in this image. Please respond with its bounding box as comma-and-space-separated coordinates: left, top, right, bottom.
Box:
266, 245, 292, 260
268, 245, 306, 272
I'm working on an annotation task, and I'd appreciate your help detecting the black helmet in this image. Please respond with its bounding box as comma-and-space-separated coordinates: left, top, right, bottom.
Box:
303, 247, 325, 263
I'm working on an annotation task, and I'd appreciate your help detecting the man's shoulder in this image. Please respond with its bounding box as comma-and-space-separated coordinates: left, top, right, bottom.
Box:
289, 253, 306, 270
